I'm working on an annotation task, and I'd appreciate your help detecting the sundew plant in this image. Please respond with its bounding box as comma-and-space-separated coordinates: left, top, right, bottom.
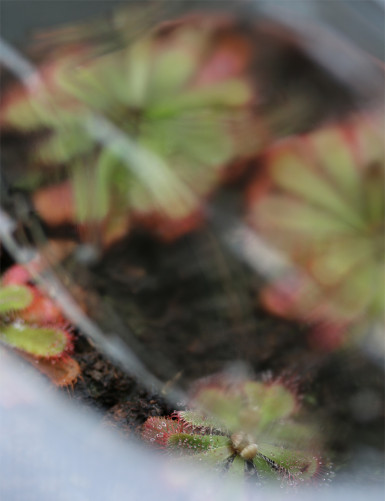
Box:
1, 13, 263, 244
0, 264, 80, 386
143, 379, 328, 486
247, 113, 384, 348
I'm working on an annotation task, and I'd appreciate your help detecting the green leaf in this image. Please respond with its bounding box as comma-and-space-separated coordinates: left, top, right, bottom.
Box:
148, 47, 197, 100
0, 285, 33, 314
72, 162, 94, 223
13, 171, 46, 190
96, 134, 197, 218
310, 127, 361, 201
93, 151, 119, 219
227, 456, 246, 477
253, 454, 282, 481
309, 236, 373, 287
270, 150, 364, 229
362, 162, 385, 226
167, 433, 227, 452
253, 195, 359, 240
173, 445, 232, 468
56, 56, 117, 112
194, 388, 244, 431
147, 79, 251, 119
330, 259, 380, 317
258, 443, 320, 480
179, 410, 225, 431
72, 149, 124, 224
143, 112, 228, 165
124, 37, 152, 107
2, 93, 50, 131
371, 261, 385, 317
3, 89, 79, 132
243, 382, 296, 429
0, 323, 69, 357
261, 421, 318, 451
34, 122, 93, 164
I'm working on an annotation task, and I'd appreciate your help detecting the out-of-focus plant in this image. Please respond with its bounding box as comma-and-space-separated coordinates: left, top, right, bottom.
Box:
142, 378, 327, 486
1, 13, 264, 244
0, 264, 80, 386
247, 114, 384, 349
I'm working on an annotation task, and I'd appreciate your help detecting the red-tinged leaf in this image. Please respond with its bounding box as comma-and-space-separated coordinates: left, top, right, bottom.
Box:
144, 377, 328, 485
259, 274, 313, 320
168, 433, 228, 453
307, 322, 348, 352
248, 114, 384, 335
142, 417, 190, 448
2, 265, 32, 286
193, 30, 253, 86
176, 410, 224, 432
32, 180, 76, 226
1, 242, 76, 287
133, 207, 205, 243
1, 49, 85, 132
20, 352, 81, 387
3, 12, 266, 251
260, 275, 358, 326
19, 285, 65, 325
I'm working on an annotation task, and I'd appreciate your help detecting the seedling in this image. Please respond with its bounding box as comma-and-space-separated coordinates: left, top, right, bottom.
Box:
143, 379, 327, 486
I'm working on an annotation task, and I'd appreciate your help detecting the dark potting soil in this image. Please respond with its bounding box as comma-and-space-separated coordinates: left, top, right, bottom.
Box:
68, 334, 174, 434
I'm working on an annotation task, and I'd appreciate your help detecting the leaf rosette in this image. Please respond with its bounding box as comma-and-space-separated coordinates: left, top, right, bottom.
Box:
142, 379, 326, 486
1, 13, 264, 244
247, 114, 384, 344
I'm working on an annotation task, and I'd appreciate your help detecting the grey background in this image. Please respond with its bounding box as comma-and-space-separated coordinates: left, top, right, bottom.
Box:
1, 1, 384, 60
